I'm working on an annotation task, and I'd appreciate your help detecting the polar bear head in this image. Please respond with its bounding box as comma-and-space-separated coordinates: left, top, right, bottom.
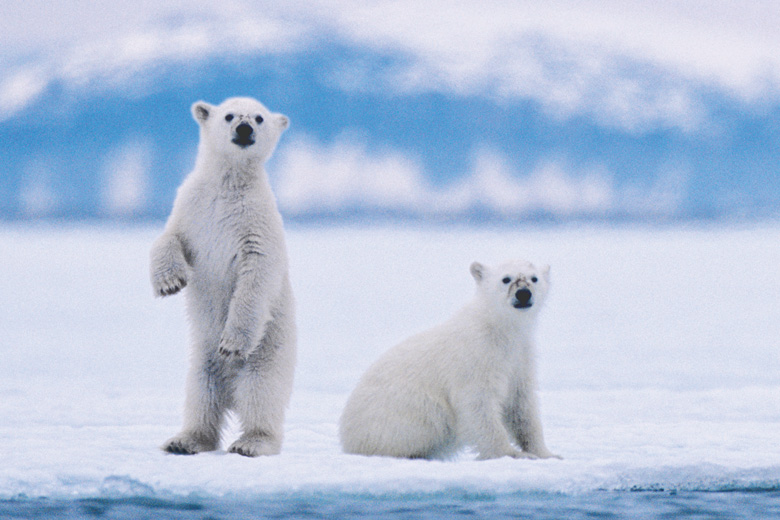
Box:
191, 97, 290, 162
470, 260, 550, 315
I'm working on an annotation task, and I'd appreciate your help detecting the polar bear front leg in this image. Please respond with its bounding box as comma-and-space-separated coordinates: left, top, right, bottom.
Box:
150, 232, 189, 297
454, 391, 526, 460
504, 381, 561, 459
218, 236, 278, 359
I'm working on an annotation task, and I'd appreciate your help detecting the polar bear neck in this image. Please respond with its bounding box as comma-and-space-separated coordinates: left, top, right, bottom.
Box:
195, 151, 270, 192
464, 298, 538, 356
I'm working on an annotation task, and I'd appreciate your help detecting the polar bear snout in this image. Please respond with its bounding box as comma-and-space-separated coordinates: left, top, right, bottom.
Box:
232, 122, 255, 148
512, 287, 533, 309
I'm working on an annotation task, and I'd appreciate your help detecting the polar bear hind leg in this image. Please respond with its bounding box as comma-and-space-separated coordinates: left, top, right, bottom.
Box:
162, 355, 234, 454
228, 305, 296, 457
341, 392, 457, 460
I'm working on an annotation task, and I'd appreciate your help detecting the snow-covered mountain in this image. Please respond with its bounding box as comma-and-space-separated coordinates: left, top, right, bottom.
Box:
2, 2, 779, 222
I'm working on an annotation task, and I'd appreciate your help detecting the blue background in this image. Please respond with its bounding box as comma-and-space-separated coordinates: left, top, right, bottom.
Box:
2, 9, 779, 223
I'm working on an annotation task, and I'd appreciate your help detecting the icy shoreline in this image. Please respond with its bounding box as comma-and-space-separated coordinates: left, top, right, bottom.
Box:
1, 224, 778, 500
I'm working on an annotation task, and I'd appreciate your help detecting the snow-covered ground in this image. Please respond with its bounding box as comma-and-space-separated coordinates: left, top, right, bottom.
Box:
1, 223, 779, 499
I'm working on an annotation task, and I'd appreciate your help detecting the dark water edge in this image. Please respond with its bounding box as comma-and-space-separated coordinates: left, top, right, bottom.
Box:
2, 490, 780, 520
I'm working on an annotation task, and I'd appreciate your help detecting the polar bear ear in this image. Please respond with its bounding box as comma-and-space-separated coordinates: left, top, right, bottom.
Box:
191, 101, 213, 124
470, 262, 486, 283
275, 114, 290, 131
541, 264, 551, 282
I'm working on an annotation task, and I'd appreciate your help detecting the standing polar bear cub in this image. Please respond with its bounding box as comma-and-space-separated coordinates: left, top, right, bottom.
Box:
150, 97, 296, 457
340, 260, 559, 460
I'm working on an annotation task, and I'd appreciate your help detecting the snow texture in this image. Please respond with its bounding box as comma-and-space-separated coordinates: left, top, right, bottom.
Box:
1, 224, 779, 500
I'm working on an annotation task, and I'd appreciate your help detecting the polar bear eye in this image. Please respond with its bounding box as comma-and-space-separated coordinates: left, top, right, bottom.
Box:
502, 276, 512, 284
225, 114, 234, 122
254, 115, 264, 124
531, 276, 538, 283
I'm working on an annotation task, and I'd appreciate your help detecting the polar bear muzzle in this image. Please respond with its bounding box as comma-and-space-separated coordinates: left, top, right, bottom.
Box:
232, 122, 255, 148
512, 288, 533, 309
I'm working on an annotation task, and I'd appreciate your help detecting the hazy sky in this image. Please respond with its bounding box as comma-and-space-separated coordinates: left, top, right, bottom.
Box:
2, 1, 780, 128
3, 1, 779, 89
2, 1, 779, 219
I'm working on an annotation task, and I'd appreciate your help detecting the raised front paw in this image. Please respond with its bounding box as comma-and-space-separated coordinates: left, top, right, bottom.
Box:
218, 329, 249, 360
152, 265, 187, 297
150, 236, 189, 297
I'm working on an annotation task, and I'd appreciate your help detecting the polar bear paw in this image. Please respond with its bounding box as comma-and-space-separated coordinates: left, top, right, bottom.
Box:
218, 329, 250, 360
530, 449, 563, 460
152, 262, 188, 297
510, 450, 540, 460
161, 433, 216, 455
476, 447, 538, 460
228, 434, 281, 457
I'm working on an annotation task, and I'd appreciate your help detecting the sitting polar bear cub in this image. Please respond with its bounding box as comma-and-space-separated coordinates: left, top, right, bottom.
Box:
339, 259, 559, 461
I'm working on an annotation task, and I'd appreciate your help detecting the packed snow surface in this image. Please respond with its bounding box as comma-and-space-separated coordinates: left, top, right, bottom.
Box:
1, 223, 778, 499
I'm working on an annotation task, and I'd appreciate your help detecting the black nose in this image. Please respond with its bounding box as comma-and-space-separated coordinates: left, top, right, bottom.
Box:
514, 288, 532, 307
235, 123, 253, 138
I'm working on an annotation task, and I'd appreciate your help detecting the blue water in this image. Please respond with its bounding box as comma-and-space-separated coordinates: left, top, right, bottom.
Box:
2, 491, 779, 519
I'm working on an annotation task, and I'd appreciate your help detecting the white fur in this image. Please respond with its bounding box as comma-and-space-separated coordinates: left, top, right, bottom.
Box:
339, 260, 559, 461
150, 97, 295, 457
